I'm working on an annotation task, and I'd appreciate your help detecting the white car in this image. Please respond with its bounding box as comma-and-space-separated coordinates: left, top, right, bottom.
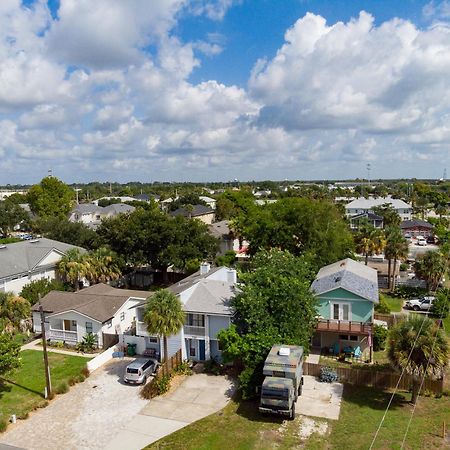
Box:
405, 296, 435, 311
416, 236, 427, 246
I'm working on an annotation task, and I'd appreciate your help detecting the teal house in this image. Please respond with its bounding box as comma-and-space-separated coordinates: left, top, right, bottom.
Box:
311, 258, 379, 361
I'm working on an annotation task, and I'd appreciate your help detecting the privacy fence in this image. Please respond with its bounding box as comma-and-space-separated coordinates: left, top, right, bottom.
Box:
303, 362, 444, 394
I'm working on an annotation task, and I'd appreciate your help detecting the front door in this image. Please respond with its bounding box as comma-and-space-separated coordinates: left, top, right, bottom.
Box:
199, 340, 206, 361
63, 319, 71, 331
332, 303, 351, 321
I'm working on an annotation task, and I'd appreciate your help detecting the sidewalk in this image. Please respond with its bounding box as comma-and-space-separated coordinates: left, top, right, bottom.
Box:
21, 339, 94, 358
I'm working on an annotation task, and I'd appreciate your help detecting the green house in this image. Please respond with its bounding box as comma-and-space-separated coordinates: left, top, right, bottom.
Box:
311, 258, 379, 360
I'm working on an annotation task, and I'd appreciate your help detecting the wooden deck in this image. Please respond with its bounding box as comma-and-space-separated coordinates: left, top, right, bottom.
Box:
316, 319, 372, 335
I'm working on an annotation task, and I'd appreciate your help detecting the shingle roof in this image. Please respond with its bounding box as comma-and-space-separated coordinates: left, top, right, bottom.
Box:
0, 238, 85, 280
184, 280, 234, 315
350, 212, 383, 221
72, 204, 102, 214
170, 204, 214, 218
346, 196, 411, 211
208, 220, 231, 238
103, 204, 135, 214
400, 220, 433, 229
32, 283, 151, 323
168, 267, 223, 295
311, 258, 379, 303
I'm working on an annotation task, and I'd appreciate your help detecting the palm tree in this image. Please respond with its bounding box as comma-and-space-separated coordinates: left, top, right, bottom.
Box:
87, 247, 122, 284
388, 316, 448, 403
414, 251, 446, 291
354, 223, 386, 265
0, 292, 31, 333
57, 249, 88, 291
385, 227, 409, 291
143, 289, 185, 362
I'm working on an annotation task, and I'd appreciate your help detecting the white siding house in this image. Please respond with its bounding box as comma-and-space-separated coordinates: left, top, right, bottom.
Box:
345, 196, 412, 220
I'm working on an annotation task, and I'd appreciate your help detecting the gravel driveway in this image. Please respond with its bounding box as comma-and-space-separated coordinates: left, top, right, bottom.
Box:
1, 358, 147, 450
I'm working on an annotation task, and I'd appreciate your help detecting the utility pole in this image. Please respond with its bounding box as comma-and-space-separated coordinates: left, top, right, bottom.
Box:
39, 301, 52, 399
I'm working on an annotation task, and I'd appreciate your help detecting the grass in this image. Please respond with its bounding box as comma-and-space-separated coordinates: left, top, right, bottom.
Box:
381, 295, 404, 313
319, 350, 391, 371
147, 386, 450, 450
0, 350, 90, 427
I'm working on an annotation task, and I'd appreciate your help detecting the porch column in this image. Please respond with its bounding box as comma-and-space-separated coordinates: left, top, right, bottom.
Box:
205, 315, 211, 360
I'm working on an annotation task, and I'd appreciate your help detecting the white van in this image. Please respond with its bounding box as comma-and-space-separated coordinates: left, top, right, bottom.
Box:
416, 236, 427, 246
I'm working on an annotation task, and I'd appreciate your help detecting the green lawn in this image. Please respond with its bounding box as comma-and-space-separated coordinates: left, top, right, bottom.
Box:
382, 295, 404, 313
0, 350, 90, 427
148, 386, 450, 450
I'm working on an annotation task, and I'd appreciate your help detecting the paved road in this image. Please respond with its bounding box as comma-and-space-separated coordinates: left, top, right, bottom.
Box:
0, 360, 234, 450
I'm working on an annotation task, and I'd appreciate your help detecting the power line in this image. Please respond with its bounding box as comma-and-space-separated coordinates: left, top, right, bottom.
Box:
368, 315, 428, 450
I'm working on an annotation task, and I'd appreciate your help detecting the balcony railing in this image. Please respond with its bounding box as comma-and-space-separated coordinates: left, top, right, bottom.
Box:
49, 329, 78, 342
136, 321, 150, 337
184, 325, 206, 336
316, 319, 372, 335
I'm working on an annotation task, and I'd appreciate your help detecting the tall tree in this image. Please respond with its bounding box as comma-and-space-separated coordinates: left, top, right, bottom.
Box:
354, 222, 386, 265
57, 249, 88, 291
20, 279, 68, 306
0, 200, 29, 237
86, 247, 122, 284
0, 292, 31, 333
219, 249, 317, 398
384, 226, 409, 290
372, 204, 402, 228
414, 251, 446, 291
27, 176, 74, 219
143, 289, 185, 362
0, 333, 22, 378
388, 316, 448, 403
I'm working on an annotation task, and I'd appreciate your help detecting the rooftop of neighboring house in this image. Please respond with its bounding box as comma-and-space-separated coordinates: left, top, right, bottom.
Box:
32, 283, 151, 323
71, 203, 103, 214
0, 238, 85, 280
345, 196, 411, 211
103, 203, 135, 214
70, 203, 135, 217
350, 212, 383, 221
208, 220, 231, 238
170, 204, 214, 218
311, 258, 379, 303
400, 219, 433, 229
199, 195, 216, 203
168, 265, 225, 295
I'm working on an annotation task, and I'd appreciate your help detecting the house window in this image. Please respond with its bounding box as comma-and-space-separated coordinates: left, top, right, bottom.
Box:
339, 335, 359, 341
332, 303, 351, 321
71, 320, 77, 327
185, 314, 205, 327
120, 312, 125, 321
86, 322, 93, 334
106, 320, 112, 328
189, 342, 196, 357
148, 336, 158, 343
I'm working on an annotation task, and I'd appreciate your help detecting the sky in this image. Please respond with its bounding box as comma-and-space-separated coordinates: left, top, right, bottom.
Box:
1, 0, 450, 184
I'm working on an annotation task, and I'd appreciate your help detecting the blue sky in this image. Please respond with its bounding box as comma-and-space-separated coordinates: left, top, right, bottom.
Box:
0, 0, 449, 183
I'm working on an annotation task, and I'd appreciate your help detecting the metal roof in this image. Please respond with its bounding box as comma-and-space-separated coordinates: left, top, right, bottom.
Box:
311, 258, 379, 303
346, 196, 411, 210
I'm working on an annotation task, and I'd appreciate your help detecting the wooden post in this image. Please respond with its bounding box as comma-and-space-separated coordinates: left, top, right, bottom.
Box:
443, 421, 446, 439
39, 301, 52, 398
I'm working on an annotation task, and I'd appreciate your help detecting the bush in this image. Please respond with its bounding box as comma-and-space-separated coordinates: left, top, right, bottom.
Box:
432, 289, 449, 319
373, 324, 388, 351
76, 333, 97, 353
319, 366, 338, 383
392, 285, 427, 299
155, 374, 171, 395
204, 358, 223, 375
55, 382, 69, 394
174, 360, 193, 376
0, 416, 7, 433
399, 263, 409, 272
375, 295, 391, 314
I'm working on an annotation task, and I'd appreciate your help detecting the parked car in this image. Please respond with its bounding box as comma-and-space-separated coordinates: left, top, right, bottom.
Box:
405, 296, 436, 311
123, 358, 157, 384
416, 236, 427, 246
426, 235, 436, 244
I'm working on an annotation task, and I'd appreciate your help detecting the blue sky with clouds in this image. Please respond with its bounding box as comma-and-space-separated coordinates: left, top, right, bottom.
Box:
1, 0, 450, 184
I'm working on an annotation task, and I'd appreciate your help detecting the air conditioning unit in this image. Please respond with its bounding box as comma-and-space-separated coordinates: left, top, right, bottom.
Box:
278, 347, 290, 356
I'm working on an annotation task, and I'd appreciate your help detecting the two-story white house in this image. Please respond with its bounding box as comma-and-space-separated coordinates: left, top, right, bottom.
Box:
126, 264, 237, 361
69, 203, 135, 228
345, 196, 412, 221
0, 238, 85, 295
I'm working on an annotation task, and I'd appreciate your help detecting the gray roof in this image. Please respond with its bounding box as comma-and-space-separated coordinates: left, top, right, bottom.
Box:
401, 219, 433, 229
346, 196, 411, 211
350, 212, 383, 221
103, 203, 135, 214
208, 220, 231, 238
168, 267, 223, 295
184, 280, 234, 315
170, 204, 214, 218
311, 258, 379, 303
32, 283, 151, 323
0, 238, 85, 280
72, 204, 102, 214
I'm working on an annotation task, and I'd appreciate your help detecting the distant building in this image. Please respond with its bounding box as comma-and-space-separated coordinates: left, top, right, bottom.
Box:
170, 204, 215, 224
400, 220, 433, 237
349, 212, 384, 230
69, 203, 135, 228
345, 196, 412, 220
199, 196, 216, 210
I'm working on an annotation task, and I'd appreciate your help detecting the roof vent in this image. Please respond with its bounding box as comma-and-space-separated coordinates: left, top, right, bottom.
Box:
334, 276, 342, 283
278, 347, 290, 356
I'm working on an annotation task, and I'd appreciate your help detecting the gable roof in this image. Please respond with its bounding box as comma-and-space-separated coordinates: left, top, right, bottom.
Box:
184, 280, 234, 315
208, 220, 231, 238
32, 283, 151, 323
350, 212, 383, 221
311, 258, 379, 303
103, 203, 135, 214
400, 219, 433, 229
168, 266, 223, 295
170, 204, 214, 218
346, 196, 411, 211
0, 238, 85, 280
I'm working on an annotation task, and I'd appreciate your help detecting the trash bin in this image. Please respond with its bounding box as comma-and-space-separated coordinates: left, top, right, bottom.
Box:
127, 343, 137, 356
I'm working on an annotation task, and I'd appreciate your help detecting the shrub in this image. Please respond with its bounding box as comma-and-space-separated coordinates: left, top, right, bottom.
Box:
204, 358, 223, 375
399, 263, 409, 272
174, 360, 193, 376
155, 374, 171, 395
55, 382, 69, 394
76, 333, 97, 353
81, 366, 90, 378
392, 285, 427, 299
432, 289, 450, 319
0, 416, 7, 433
375, 295, 391, 314
319, 366, 338, 383
373, 324, 388, 351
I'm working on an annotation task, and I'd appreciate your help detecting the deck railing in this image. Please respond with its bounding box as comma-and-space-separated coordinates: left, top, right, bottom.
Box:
49, 329, 78, 342
184, 325, 206, 336
316, 319, 372, 334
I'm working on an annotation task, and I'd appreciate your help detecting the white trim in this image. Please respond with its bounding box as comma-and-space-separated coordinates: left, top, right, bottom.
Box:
33, 248, 65, 270
46, 309, 102, 323
330, 302, 352, 321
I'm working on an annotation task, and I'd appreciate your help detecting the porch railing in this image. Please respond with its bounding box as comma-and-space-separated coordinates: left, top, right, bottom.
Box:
136, 321, 150, 337
316, 319, 372, 334
49, 329, 78, 342
184, 325, 206, 336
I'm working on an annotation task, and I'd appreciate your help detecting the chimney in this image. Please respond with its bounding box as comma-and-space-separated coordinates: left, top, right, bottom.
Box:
226, 269, 237, 284
200, 262, 211, 275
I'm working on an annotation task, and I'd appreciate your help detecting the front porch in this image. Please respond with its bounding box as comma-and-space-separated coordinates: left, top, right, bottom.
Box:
48, 328, 78, 344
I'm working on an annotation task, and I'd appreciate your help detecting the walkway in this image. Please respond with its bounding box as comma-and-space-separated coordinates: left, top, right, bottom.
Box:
21, 339, 94, 358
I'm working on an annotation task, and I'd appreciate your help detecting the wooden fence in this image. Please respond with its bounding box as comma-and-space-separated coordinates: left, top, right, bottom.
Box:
303, 362, 444, 394
373, 313, 408, 327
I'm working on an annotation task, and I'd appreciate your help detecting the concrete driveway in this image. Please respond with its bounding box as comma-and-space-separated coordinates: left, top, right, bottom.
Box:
296, 375, 343, 420
105, 373, 235, 449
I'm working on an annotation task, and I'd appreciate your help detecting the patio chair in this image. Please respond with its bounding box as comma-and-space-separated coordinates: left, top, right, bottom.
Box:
353, 346, 362, 361
329, 342, 339, 356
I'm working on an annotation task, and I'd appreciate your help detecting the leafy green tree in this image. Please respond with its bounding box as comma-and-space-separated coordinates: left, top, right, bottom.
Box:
57, 249, 88, 291
0, 201, 28, 237
0, 292, 31, 332
86, 247, 122, 284
385, 226, 409, 290
372, 204, 401, 228
0, 333, 21, 378
218, 249, 317, 398
36, 217, 100, 250
243, 198, 353, 268
20, 279, 69, 305
27, 176, 74, 219
432, 288, 450, 318
143, 289, 185, 362
354, 222, 386, 265
215, 190, 256, 221
414, 251, 446, 291
373, 324, 388, 351
388, 316, 448, 403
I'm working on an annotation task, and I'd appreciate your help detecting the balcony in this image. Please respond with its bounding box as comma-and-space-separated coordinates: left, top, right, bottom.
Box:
184, 325, 206, 337
49, 329, 78, 343
136, 321, 150, 337
316, 319, 372, 335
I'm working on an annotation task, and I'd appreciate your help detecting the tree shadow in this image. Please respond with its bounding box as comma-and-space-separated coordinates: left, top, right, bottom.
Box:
234, 396, 287, 424
0, 378, 44, 397
340, 384, 409, 411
